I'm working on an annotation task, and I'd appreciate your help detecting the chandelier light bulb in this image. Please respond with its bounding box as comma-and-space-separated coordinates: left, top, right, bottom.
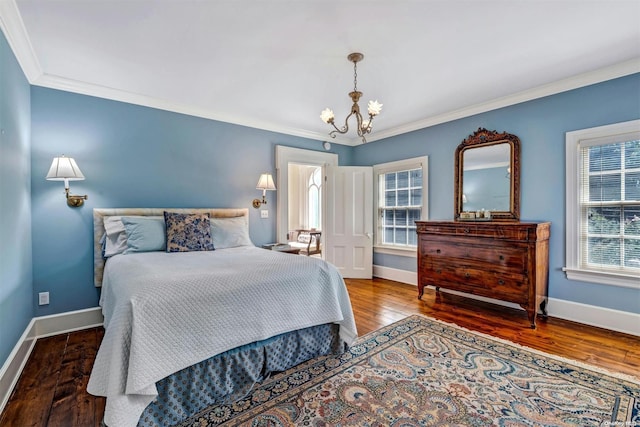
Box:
367, 100, 383, 116
320, 108, 335, 124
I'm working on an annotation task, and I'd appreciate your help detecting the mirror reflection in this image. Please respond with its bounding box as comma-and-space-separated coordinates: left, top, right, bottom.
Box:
462, 143, 511, 212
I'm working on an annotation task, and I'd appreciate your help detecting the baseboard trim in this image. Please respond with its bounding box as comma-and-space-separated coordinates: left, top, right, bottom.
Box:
372, 265, 417, 286
0, 307, 103, 413
372, 265, 640, 337
547, 298, 640, 337
0, 319, 36, 416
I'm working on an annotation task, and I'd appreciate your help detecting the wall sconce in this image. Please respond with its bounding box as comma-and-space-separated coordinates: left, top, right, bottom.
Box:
45, 155, 88, 207
252, 173, 276, 208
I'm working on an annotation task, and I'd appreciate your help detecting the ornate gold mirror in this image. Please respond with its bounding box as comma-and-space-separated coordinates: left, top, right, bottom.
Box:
454, 128, 520, 221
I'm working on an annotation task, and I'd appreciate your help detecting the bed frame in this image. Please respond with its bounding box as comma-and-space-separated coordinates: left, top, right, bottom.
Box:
92, 208, 249, 287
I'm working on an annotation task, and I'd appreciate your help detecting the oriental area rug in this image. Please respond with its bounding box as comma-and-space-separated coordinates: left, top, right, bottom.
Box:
178, 315, 640, 426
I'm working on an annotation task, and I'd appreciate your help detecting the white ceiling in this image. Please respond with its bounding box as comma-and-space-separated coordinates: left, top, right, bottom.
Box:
1, 0, 639, 145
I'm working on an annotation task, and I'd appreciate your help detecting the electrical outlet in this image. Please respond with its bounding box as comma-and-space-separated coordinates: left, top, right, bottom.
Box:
260, 210, 269, 219
38, 292, 49, 306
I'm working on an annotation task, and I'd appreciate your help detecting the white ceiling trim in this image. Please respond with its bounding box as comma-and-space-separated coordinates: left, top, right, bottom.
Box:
365, 58, 640, 144
34, 72, 353, 144
29, 60, 640, 147
0, 0, 41, 82
1, 0, 638, 147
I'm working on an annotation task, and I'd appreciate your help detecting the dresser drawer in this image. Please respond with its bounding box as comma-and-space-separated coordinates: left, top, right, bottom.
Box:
419, 239, 528, 271
417, 221, 546, 241
422, 260, 528, 302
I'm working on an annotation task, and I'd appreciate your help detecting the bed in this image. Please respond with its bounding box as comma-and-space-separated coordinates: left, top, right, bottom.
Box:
86, 208, 357, 427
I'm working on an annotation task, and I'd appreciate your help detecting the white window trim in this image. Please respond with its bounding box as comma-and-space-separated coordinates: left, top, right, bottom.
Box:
564, 119, 640, 289
373, 156, 429, 257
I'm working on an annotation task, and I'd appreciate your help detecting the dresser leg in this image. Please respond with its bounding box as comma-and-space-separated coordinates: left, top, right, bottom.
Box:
539, 299, 548, 317
521, 305, 537, 329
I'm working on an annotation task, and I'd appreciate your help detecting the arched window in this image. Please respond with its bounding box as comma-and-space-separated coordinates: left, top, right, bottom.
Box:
308, 167, 322, 229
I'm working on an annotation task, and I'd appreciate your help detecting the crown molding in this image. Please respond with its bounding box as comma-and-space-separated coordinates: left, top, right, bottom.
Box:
34, 72, 353, 144
0, 0, 42, 82
365, 58, 640, 144
2, 0, 638, 146
29, 58, 640, 147
32, 59, 640, 147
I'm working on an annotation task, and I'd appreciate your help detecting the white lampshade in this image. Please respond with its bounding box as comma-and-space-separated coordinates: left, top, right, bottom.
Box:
46, 156, 85, 182
256, 173, 276, 191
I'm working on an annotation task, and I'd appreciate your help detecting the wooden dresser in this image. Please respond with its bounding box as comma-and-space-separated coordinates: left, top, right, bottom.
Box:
416, 221, 550, 328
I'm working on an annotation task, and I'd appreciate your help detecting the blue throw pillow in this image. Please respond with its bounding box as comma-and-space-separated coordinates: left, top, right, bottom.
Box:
122, 216, 166, 254
164, 212, 214, 252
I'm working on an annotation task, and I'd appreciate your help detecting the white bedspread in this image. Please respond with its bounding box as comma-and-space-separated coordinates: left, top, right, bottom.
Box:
87, 246, 357, 427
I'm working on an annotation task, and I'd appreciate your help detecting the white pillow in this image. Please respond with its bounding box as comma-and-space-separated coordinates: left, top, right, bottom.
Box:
210, 216, 253, 249
103, 216, 125, 236
103, 216, 128, 257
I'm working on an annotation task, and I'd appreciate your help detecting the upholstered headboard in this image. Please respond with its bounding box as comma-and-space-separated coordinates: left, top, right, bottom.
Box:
93, 208, 249, 287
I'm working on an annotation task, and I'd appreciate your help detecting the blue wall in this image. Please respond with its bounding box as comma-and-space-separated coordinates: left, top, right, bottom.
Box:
355, 73, 640, 314
30, 87, 352, 315
2, 29, 638, 373
0, 32, 32, 366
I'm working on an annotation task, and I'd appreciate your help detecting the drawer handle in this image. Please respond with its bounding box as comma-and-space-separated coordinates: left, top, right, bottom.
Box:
464, 228, 470, 233
465, 273, 470, 278
436, 249, 441, 254
499, 255, 505, 261
436, 269, 442, 274
498, 279, 505, 285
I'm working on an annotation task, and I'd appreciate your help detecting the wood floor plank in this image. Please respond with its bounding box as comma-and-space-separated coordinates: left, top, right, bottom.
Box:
48, 330, 99, 427
1, 278, 638, 427
0, 334, 68, 427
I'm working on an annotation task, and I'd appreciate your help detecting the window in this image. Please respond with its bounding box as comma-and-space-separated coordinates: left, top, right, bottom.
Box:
308, 167, 322, 230
374, 156, 428, 254
565, 120, 640, 289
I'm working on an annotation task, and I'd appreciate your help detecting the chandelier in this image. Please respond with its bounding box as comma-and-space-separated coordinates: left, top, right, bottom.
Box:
320, 52, 382, 143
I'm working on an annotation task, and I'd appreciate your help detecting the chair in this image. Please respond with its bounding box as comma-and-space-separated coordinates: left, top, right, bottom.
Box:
289, 230, 322, 256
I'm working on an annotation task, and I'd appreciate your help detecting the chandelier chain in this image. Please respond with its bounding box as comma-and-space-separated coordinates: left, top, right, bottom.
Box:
353, 61, 358, 92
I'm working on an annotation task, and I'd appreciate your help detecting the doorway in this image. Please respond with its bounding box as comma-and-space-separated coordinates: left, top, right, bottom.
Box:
275, 146, 338, 258
287, 163, 322, 233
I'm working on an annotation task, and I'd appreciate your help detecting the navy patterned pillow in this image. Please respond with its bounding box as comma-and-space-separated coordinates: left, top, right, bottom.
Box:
164, 212, 215, 252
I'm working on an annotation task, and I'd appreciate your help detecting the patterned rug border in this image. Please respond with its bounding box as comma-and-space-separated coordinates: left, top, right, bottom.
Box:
405, 313, 640, 385
179, 314, 640, 426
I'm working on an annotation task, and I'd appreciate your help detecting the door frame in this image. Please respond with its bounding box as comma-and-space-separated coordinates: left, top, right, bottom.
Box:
275, 146, 338, 245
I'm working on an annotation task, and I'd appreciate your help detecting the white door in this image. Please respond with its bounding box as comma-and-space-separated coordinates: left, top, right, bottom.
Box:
324, 166, 373, 278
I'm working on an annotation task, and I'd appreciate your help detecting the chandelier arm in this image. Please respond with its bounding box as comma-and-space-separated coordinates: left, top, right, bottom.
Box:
362, 113, 375, 134
331, 110, 355, 136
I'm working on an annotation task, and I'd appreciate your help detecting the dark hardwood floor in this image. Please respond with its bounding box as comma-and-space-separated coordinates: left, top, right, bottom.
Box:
2, 278, 639, 426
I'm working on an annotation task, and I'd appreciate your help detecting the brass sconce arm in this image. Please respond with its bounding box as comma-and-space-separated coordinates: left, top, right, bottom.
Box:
252, 194, 267, 209
65, 187, 88, 207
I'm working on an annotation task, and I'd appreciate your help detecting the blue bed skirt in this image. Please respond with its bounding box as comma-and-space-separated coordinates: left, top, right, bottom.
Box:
136, 323, 344, 427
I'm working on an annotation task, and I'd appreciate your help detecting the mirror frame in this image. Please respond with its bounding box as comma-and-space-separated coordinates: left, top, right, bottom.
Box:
454, 128, 521, 222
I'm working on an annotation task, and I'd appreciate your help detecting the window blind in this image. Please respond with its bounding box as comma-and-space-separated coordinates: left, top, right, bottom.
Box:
579, 133, 640, 273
